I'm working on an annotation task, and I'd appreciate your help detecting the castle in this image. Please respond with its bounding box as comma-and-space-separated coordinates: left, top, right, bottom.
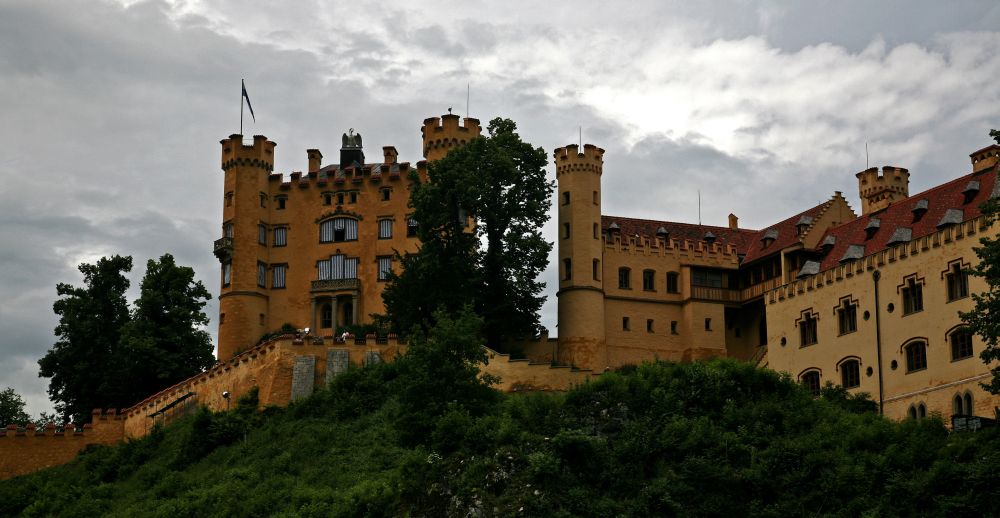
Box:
3, 112, 999, 479
214, 111, 1000, 423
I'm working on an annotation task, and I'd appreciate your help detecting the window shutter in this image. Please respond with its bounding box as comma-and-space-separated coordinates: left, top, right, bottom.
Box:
320, 220, 334, 242
331, 254, 345, 279
345, 219, 358, 240
344, 257, 358, 279
317, 260, 331, 280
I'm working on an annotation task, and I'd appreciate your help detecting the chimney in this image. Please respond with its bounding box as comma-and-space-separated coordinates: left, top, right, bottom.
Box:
307, 149, 323, 172
970, 144, 1000, 174
383, 146, 398, 165
728, 213, 738, 230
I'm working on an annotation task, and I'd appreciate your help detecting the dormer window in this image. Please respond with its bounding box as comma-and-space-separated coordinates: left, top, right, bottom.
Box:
820, 234, 836, 252
962, 180, 980, 204
761, 228, 778, 249
911, 199, 928, 223
608, 222, 620, 238
864, 218, 880, 240
704, 231, 716, 244
937, 208, 964, 229
656, 226, 669, 240
795, 215, 813, 235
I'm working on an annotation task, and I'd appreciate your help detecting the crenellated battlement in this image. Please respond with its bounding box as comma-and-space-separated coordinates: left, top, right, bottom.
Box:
602, 232, 742, 265
421, 114, 482, 161
554, 144, 604, 176
267, 161, 414, 191
220, 134, 276, 172
856, 165, 909, 215
971, 144, 1000, 173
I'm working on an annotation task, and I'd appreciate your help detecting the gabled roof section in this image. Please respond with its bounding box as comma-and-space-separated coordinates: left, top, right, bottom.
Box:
742, 199, 837, 265
814, 165, 998, 271
601, 215, 757, 253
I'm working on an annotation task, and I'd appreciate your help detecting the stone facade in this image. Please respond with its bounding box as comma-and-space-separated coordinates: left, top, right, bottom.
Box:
216, 115, 481, 360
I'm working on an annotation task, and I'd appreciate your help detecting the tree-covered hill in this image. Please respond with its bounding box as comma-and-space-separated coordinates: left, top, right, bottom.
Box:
3, 351, 999, 517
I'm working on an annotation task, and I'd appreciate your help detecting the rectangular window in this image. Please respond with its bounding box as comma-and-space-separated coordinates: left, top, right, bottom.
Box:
666, 272, 680, 294
318, 254, 359, 280
563, 223, 570, 239
592, 259, 600, 281
349, 192, 358, 204
257, 262, 266, 288
272, 265, 286, 288
337, 193, 345, 205
277, 197, 286, 210
317, 259, 332, 280
259, 193, 267, 207
642, 270, 655, 291
377, 256, 392, 281
705, 318, 712, 331
671, 321, 678, 334
562, 192, 570, 205
947, 263, 969, 301
692, 269, 726, 288
258, 224, 267, 245
224, 223, 233, 238
381, 188, 391, 201
407, 218, 418, 237
222, 263, 231, 287
618, 268, 631, 289
622, 317, 630, 331
837, 301, 857, 335
563, 258, 572, 281
274, 227, 287, 247
378, 219, 393, 239
646, 319, 654, 333
225, 192, 233, 206
800, 314, 818, 346
902, 278, 924, 315
593, 191, 598, 204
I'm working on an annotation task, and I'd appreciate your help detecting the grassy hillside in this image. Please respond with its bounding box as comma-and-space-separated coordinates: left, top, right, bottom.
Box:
2, 357, 999, 517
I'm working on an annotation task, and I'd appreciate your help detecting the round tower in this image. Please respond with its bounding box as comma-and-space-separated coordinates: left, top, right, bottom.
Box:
216, 134, 275, 360
856, 165, 909, 215
420, 114, 482, 161
555, 143, 607, 370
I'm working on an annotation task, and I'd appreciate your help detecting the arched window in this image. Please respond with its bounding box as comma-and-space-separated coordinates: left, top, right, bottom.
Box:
964, 392, 974, 416
908, 406, 917, 420
642, 269, 655, 291
904, 340, 927, 373
953, 394, 964, 416
319, 217, 358, 243
800, 370, 821, 396
950, 327, 974, 361
918, 403, 927, 419
839, 359, 860, 389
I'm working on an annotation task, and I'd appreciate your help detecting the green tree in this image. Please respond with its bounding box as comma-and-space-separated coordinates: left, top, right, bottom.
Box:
383, 117, 552, 347
962, 129, 1000, 394
118, 253, 215, 405
38, 255, 133, 423
0, 387, 31, 427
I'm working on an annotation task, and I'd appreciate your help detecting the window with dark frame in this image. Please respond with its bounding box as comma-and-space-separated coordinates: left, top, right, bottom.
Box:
273, 227, 287, 247
381, 188, 391, 201
222, 262, 231, 287
225, 192, 233, 206
258, 224, 267, 245
905, 340, 928, 372
800, 312, 818, 346
320, 218, 359, 243
593, 259, 600, 280
946, 262, 969, 301
562, 192, 570, 205
840, 359, 860, 389
407, 218, 418, 237
902, 277, 924, 315
378, 219, 393, 239
622, 316, 630, 331
618, 267, 631, 289
563, 258, 572, 281
667, 272, 680, 293
377, 256, 392, 281
646, 319, 654, 333
837, 299, 857, 335
224, 223, 233, 238
276, 196, 286, 210
950, 328, 974, 361
642, 270, 655, 291
257, 262, 266, 288
801, 371, 821, 396
563, 223, 571, 239
272, 265, 286, 289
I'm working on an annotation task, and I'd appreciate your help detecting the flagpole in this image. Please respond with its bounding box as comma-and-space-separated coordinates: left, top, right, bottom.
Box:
240, 79, 245, 135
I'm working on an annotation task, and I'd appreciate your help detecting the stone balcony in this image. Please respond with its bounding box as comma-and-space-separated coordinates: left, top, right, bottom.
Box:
213, 237, 233, 262
310, 278, 360, 292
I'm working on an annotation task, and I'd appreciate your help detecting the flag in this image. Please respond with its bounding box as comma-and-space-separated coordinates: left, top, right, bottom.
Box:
242, 79, 255, 122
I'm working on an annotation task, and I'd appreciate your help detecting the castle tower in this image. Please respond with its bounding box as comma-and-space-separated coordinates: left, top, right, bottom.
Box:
856, 165, 909, 215
555, 144, 607, 370
216, 134, 275, 360
420, 114, 482, 161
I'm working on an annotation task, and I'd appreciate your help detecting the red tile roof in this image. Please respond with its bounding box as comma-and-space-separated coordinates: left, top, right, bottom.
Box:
741, 200, 835, 265
813, 165, 997, 272
601, 215, 758, 254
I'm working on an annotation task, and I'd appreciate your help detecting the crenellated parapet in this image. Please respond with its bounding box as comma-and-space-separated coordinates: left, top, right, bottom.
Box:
554, 144, 604, 176
971, 144, 1000, 173
602, 233, 743, 266
268, 162, 414, 191
220, 134, 276, 172
856, 165, 909, 215
421, 114, 482, 161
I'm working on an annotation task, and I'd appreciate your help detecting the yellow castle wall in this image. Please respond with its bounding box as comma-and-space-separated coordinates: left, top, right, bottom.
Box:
765, 217, 1000, 420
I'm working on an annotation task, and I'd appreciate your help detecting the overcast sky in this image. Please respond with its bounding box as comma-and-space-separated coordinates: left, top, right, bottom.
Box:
2, 0, 999, 417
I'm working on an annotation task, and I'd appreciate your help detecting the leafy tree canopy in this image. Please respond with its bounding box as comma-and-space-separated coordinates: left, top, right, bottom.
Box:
0, 387, 31, 427
962, 129, 1000, 394
38, 254, 215, 423
383, 117, 553, 348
